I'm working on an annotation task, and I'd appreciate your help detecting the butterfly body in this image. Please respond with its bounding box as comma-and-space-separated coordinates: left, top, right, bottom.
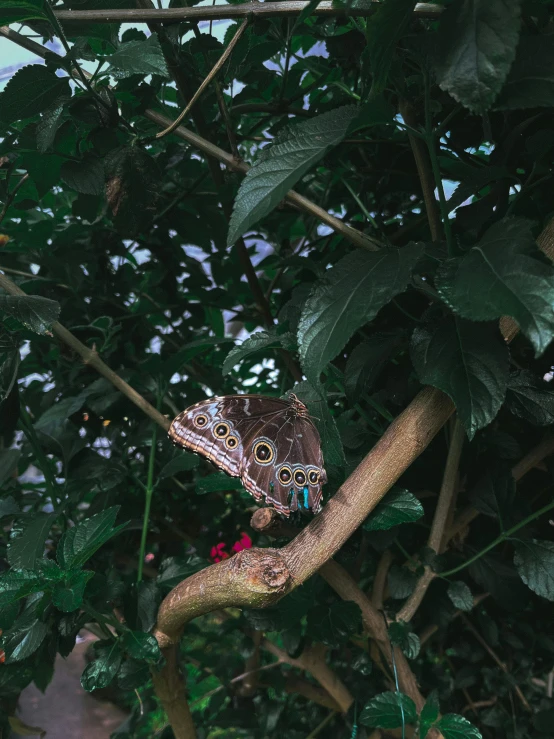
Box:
168, 393, 326, 516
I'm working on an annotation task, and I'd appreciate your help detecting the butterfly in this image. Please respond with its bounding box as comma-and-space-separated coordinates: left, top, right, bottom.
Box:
168, 393, 326, 516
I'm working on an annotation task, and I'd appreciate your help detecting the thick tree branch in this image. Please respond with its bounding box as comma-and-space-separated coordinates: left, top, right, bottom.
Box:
54, 2, 443, 23
262, 637, 351, 711
319, 561, 426, 712
151, 646, 196, 739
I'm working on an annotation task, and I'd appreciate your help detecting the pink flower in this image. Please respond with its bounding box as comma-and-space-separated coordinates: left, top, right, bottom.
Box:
210, 542, 229, 563
210, 533, 252, 562
231, 532, 252, 553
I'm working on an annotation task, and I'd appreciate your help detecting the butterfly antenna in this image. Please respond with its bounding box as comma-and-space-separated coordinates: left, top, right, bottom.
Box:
381, 611, 406, 739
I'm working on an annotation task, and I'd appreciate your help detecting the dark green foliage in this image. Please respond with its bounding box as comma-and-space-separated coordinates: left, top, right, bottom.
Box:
360, 690, 417, 728
434, 0, 522, 113
411, 312, 509, 438
363, 488, 423, 531
0, 4, 553, 738
298, 244, 421, 386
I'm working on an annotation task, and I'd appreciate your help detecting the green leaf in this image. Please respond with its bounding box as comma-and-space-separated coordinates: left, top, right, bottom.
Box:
447, 165, 512, 213
105, 146, 162, 236
52, 570, 94, 612
496, 36, 554, 109
121, 630, 161, 662
61, 155, 104, 196
447, 581, 473, 611
0, 350, 20, 401
0, 496, 20, 519
505, 370, 554, 425
0, 0, 48, 26
469, 553, 530, 611
0, 570, 44, 608
437, 218, 554, 356
222, 331, 296, 375
514, 539, 554, 601
106, 33, 170, 79
298, 244, 422, 385
360, 691, 417, 728
419, 691, 440, 739
344, 333, 402, 402
436, 713, 482, 739
35, 395, 87, 429
410, 312, 509, 439
36, 99, 68, 153
434, 0, 522, 113
196, 474, 244, 495
469, 467, 515, 519
8, 514, 56, 569
387, 564, 417, 599
0, 65, 70, 124
159, 453, 199, 477
388, 621, 420, 659
228, 106, 359, 245
117, 658, 150, 690
57, 507, 125, 570
307, 600, 362, 646
0, 296, 60, 335
81, 642, 122, 692
0, 449, 20, 487
291, 0, 323, 31
3, 619, 49, 663
293, 381, 346, 467
366, 0, 417, 97
136, 581, 161, 632
363, 488, 424, 532
157, 555, 205, 590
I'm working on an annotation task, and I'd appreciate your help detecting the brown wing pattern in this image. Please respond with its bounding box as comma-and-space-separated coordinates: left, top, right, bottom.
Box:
168, 394, 326, 515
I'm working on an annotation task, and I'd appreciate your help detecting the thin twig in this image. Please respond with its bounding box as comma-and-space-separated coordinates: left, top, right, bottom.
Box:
460, 614, 531, 712
0, 265, 71, 289
188, 658, 283, 708
419, 593, 489, 647
371, 549, 393, 609
397, 418, 465, 622
399, 100, 441, 242
447, 431, 554, 543
305, 710, 337, 739
440, 499, 554, 578
154, 20, 248, 140
137, 419, 159, 582
1, 26, 381, 254
0, 174, 28, 225
0, 272, 169, 431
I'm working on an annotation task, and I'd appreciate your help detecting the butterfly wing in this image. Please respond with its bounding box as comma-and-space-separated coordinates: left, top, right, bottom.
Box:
169, 394, 326, 515
168, 395, 289, 492
241, 414, 326, 516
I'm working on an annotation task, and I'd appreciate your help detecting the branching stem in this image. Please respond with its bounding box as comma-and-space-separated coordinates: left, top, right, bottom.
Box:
154, 20, 248, 141
137, 419, 159, 582
440, 499, 554, 578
